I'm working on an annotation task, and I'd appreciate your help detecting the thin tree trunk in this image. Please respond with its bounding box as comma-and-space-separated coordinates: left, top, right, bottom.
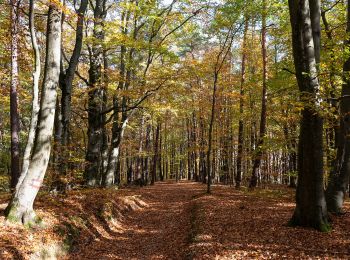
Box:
236, 17, 249, 189
151, 122, 160, 185
199, 117, 206, 183
206, 26, 235, 192
158, 123, 163, 181
192, 114, 199, 182
53, 97, 62, 173
250, 0, 268, 188
18, 0, 40, 189
207, 73, 218, 193
103, 7, 131, 187
101, 50, 109, 180
187, 118, 192, 180
144, 123, 151, 184
10, 0, 20, 189
283, 122, 297, 188
321, 9, 337, 156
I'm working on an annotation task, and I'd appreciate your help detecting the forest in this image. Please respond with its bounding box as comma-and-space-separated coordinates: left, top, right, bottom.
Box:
1, 0, 350, 258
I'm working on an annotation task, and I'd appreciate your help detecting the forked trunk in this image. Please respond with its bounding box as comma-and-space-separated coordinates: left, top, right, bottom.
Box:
6, 2, 61, 224
84, 0, 107, 186
288, 0, 329, 231
18, 0, 40, 188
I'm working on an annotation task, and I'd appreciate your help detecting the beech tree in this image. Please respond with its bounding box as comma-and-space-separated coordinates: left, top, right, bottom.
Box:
207, 26, 237, 193
84, 0, 108, 186
326, 0, 350, 214
18, 0, 41, 191
56, 0, 88, 190
9, 0, 20, 189
5, 1, 62, 224
249, 0, 268, 188
288, 0, 329, 231
236, 16, 249, 189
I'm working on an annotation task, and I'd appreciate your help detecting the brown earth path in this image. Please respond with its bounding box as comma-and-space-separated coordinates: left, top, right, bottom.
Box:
68, 181, 204, 260
68, 181, 350, 260
2, 181, 350, 259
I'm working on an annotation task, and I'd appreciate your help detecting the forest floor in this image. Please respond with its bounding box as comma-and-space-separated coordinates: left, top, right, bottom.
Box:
1, 181, 350, 259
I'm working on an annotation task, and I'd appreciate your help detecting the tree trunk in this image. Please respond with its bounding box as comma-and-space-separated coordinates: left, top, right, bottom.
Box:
191, 114, 199, 182
158, 124, 163, 181
207, 73, 218, 193
53, 97, 62, 173
187, 118, 192, 181
5, 2, 62, 224
151, 122, 160, 185
143, 123, 151, 184
84, 0, 107, 186
250, 0, 267, 188
321, 9, 338, 165
10, 0, 20, 189
283, 122, 297, 188
199, 118, 206, 183
103, 114, 128, 187
236, 17, 249, 189
59, 0, 88, 185
326, 2, 350, 214
288, 0, 329, 231
18, 0, 40, 189
103, 8, 131, 187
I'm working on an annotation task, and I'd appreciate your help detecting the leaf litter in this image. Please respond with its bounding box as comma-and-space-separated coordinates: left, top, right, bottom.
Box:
0, 182, 349, 259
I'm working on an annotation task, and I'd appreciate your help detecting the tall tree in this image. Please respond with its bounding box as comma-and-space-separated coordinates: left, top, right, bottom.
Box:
17, 0, 41, 190
84, 0, 107, 186
151, 122, 160, 185
103, 3, 130, 187
249, 0, 268, 188
288, 0, 329, 231
326, 1, 350, 214
236, 17, 249, 189
57, 0, 88, 189
207, 23, 237, 193
9, 0, 20, 189
5, 1, 62, 224
321, 4, 338, 158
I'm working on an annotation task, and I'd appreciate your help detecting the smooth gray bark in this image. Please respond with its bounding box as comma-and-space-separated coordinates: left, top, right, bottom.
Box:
6, 2, 62, 224
103, 115, 129, 187
102, 8, 129, 187
18, 0, 40, 189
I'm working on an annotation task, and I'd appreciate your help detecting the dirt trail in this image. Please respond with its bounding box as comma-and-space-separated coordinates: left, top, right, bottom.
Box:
2, 182, 350, 259
69, 182, 350, 260
69, 182, 204, 260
